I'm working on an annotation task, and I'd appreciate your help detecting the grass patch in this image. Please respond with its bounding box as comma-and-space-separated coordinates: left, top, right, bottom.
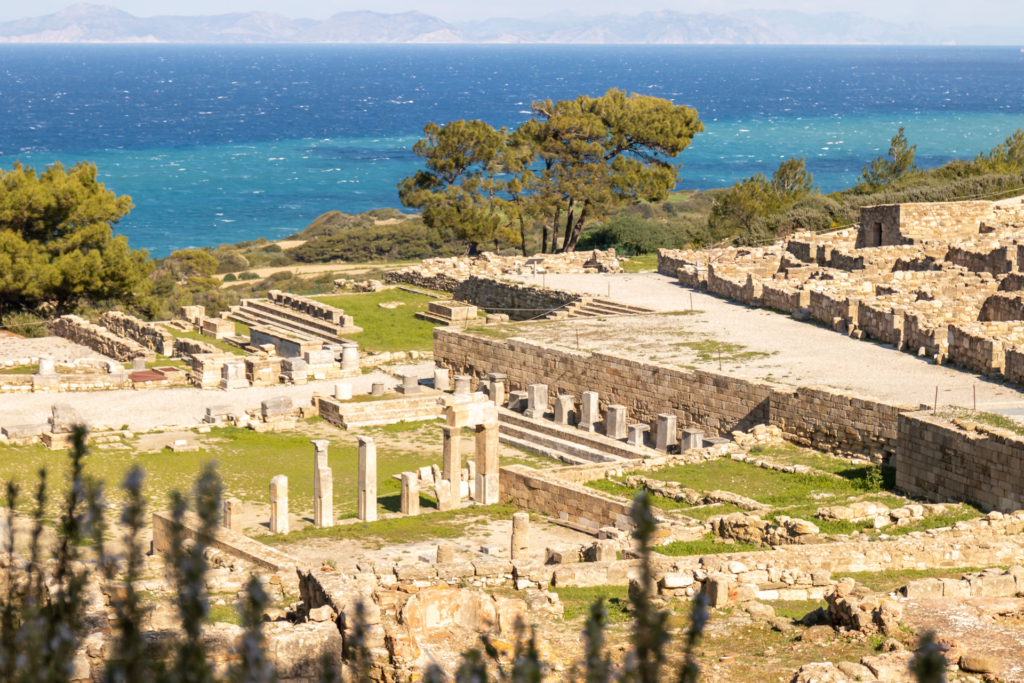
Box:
619, 254, 659, 273
656, 533, 766, 557
585, 479, 693, 511
833, 567, 995, 594
878, 507, 983, 536
0, 364, 39, 375
464, 326, 525, 340
770, 599, 827, 621
651, 459, 872, 508
551, 586, 631, 622
207, 603, 242, 626
263, 501, 517, 547
672, 339, 771, 364
313, 289, 440, 353
940, 408, 1024, 437
748, 444, 893, 490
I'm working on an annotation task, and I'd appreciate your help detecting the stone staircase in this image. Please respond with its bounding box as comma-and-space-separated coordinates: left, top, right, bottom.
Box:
226, 298, 361, 346
498, 407, 653, 465
543, 297, 656, 321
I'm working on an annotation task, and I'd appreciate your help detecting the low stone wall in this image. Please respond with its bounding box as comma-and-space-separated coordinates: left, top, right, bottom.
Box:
979, 291, 1024, 322
0, 372, 131, 394
896, 411, 1024, 513
500, 464, 634, 531
316, 395, 443, 429
657, 248, 692, 277
152, 511, 306, 573
946, 243, 1017, 275
434, 328, 900, 461
172, 336, 221, 359
50, 315, 155, 362
452, 276, 580, 321
99, 311, 174, 355
946, 322, 1024, 375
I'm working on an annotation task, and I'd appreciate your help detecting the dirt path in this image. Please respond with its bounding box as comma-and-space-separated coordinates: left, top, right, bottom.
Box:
510, 272, 1024, 411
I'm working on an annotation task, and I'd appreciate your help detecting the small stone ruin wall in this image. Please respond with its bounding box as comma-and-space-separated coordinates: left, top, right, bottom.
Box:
50, 315, 155, 362
99, 311, 174, 355
657, 248, 693, 277
452, 276, 581, 321
434, 328, 903, 461
896, 411, 1024, 513
859, 201, 994, 247
500, 464, 634, 532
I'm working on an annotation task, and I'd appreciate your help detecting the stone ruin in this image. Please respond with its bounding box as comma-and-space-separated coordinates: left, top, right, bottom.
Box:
658, 197, 1024, 383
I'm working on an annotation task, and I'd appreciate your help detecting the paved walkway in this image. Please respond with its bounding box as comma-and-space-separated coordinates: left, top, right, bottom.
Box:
512, 271, 1024, 411
0, 362, 435, 432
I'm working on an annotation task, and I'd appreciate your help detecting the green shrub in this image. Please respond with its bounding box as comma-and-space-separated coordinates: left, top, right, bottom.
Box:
2, 311, 48, 338
261, 243, 283, 253
578, 215, 671, 254
223, 273, 237, 282
238, 271, 260, 281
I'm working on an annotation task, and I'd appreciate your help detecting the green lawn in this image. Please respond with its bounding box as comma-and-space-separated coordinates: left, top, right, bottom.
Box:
656, 534, 767, 557
832, 567, 997, 594
620, 254, 659, 273
314, 289, 442, 353
0, 424, 448, 522
0, 364, 39, 375
552, 585, 631, 622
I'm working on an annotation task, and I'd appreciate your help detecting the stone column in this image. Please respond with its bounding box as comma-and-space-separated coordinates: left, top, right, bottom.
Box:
578, 391, 599, 432
554, 395, 575, 425
341, 343, 359, 371
436, 542, 455, 564
357, 436, 377, 522
656, 414, 678, 452
511, 512, 529, 560
441, 425, 461, 484
270, 475, 288, 534
312, 439, 333, 528
397, 374, 421, 395
38, 356, 56, 375
524, 384, 549, 419
605, 405, 628, 440
681, 427, 705, 451
627, 423, 650, 448
223, 497, 242, 533
474, 423, 500, 505
335, 382, 353, 400
487, 373, 506, 407
435, 479, 456, 512
400, 472, 419, 516
453, 375, 472, 395
433, 367, 451, 392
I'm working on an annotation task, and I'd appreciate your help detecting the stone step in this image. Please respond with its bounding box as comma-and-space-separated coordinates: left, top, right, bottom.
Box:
497, 433, 597, 467
498, 407, 649, 460
542, 298, 656, 320
499, 422, 627, 465
226, 307, 351, 346
233, 299, 361, 343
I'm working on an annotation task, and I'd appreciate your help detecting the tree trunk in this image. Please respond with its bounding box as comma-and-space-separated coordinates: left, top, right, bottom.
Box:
561, 199, 575, 253
549, 206, 561, 253
519, 217, 528, 257
466, 241, 479, 256
565, 205, 589, 253
540, 218, 548, 254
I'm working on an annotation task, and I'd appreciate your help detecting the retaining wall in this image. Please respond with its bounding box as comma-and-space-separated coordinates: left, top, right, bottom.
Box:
896, 411, 1024, 513
99, 311, 174, 355
50, 315, 155, 362
434, 328, 902, 461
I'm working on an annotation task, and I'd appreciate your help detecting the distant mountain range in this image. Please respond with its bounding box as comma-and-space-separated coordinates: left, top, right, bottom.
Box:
0, 4, 1019, 45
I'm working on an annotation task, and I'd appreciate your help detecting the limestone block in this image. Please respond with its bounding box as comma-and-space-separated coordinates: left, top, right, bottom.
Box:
970, 574, 1017, 597
507, 390, 528, 412
578, 391, 599, 432
903, 578, 943, 598
371, 382, 385, 397
436, 542, 455, 564
433, 367, 450, 392
705, 576, 733, 608
554, 395, 575, 425
269, 475, 288, 534
397, 374, 422, 395
453, 375, 472, 395
261, 397, 293, 418
486, 372, 506, 406
627, 423, 649, 447
605, 404, 628, 440
357, 436, 377, 522
334, 383, 353, 400
940, 578, 970, 598
591, 540, 617, 563
223, 497, 242, 533
680, 427, 704, 451
660, 573, 694, 589
656, 414, 678, 452
400, 472, 419, 516
524, 384, 548, 419
220, 361, 248, 390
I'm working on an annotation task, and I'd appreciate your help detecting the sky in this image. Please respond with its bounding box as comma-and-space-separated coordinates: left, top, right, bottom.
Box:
3, 0, 1022, 27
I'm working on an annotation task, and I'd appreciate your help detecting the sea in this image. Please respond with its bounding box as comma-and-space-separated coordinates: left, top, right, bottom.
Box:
1, 44, 1023, 257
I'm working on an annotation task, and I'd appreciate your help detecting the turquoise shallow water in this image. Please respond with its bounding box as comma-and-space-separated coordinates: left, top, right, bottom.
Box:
2, 45, 1023, 256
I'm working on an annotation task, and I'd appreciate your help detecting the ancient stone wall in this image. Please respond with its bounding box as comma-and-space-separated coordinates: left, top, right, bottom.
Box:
859, 202, 993, 247
657, 248, 692, 277
500, 464, 634, 531
452, 276, 580, 321
946, 242, 1018, 275
435, 329, 901, 461
50, 315, 155, 362
946, 322, 1024, 375
896, 411, 1024, 513
99, 312, 174, 355
153, 511, 306, 572
979, 292, 1024, 322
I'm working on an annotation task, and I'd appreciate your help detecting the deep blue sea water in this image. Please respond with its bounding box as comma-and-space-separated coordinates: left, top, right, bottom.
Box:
1, 44, 1023, 256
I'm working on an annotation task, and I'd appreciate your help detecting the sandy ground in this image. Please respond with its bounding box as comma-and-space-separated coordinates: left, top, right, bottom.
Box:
0, 361, 436, 431
0, 336, 112, 364
510, 271, 1024, 411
